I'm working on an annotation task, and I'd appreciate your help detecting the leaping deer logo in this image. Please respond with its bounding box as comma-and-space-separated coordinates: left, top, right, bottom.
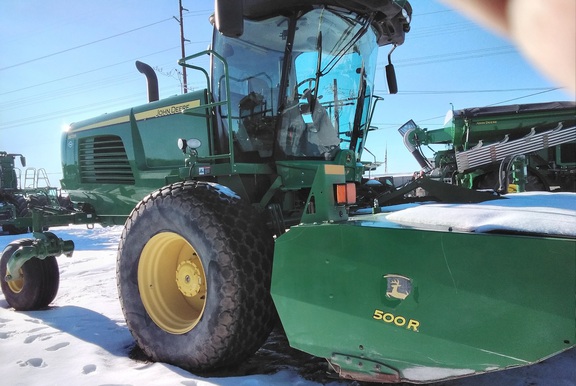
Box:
385, 274, 412, 300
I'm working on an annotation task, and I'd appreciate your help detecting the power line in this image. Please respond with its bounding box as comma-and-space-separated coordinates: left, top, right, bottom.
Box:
414, 10, 454, 17
0, 46, 179, 97
400, 87, 561, 122
374, 87, 558, 95
0, 92, 147, 130
380, 46, 516, 69
0, 38, 210, 98
182, 10, 213, 18
408, 22, 476, 39
0, 18, 174, 71
486, 88, 563, 106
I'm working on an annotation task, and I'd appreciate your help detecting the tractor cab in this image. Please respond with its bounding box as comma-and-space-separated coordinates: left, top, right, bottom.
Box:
209, 7, 381, 162
177, 1, 411, 223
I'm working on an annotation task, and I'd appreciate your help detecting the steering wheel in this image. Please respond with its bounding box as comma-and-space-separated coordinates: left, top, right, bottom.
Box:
295, 77, 316, 98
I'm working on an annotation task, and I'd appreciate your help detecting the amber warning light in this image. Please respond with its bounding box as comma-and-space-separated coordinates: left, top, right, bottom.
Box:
335, 183, 356, 205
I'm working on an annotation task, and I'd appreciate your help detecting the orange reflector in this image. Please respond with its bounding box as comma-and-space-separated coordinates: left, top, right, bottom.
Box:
336, 183, 356, 205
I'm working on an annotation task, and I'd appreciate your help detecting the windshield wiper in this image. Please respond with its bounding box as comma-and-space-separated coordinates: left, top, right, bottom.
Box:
311, 31, 323, 113
351, 64, 367, 150
319, 12, 373, 75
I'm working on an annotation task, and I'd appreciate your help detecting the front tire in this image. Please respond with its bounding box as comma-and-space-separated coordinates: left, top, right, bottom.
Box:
117, 181, 275, 372
0, 239, 60, 310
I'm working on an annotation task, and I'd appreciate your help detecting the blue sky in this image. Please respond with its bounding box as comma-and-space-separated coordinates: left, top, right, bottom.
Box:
1, 0, 573, 184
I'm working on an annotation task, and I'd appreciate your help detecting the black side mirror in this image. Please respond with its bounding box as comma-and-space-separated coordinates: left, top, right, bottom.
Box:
385, 45, 398, 94
215, 0, 244, 37
386, 64, 398, 95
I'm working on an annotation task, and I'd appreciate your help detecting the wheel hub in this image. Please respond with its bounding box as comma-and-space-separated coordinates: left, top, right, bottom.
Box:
138, 232, 208, 334
175, 260, 202, 297
7, 269, 23, 293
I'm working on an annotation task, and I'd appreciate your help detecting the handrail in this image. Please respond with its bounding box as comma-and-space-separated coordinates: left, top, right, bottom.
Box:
178, 50, 235, 163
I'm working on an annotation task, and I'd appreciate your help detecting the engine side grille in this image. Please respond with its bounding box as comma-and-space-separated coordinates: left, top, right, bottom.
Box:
79, 135, 135, 184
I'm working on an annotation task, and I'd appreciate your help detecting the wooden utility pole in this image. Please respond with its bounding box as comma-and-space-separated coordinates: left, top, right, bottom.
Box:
177, 0, 188, 93
385, 143, 388, 173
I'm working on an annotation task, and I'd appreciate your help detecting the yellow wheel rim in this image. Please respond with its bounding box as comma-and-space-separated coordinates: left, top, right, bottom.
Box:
138, 232, 207, 334
7, 269, 24, 293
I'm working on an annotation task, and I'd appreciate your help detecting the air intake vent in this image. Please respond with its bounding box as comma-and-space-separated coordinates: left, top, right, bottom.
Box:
79, 135, 135, 184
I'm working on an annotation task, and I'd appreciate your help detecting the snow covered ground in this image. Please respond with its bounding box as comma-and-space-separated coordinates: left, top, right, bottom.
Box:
1, 196, 575, 386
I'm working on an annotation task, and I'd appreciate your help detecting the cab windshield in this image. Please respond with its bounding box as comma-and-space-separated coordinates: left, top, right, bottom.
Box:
212, 7, 378, 161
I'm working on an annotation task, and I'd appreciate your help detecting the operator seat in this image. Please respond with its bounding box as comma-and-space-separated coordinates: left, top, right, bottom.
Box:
302, 89, 340, 157
277, 99, 307, 157
236, 91, 275, 159
278, 90, 340, 158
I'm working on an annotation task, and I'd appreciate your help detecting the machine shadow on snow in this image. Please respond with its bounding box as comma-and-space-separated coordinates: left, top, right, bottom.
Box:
24, 305, 131, 356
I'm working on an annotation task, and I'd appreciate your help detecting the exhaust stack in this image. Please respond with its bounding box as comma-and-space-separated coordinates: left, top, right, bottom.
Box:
135, 61, 159, 102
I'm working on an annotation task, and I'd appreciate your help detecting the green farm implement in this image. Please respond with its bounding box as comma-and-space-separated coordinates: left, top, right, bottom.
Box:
399, 101, 576, 192
0, 151, 96, 235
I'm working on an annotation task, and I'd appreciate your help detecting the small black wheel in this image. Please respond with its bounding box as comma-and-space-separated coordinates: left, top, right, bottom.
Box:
28, 194, 49, 208
0, 239, 60, 310
117, 181, 275, 372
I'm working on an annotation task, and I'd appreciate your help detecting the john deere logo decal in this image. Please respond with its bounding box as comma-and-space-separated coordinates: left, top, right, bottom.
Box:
384, 274, 412, 300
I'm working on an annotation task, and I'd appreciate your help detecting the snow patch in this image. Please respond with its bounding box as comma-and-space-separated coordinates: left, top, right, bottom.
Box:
403, 366, 475, 382
209, 182, 241, 199
386, 192, 576, 237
